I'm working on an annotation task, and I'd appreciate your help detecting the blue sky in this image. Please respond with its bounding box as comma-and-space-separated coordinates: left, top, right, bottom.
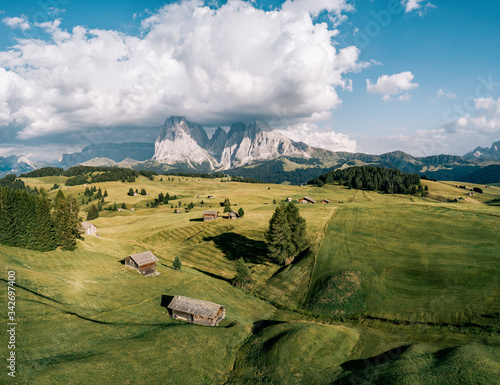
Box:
0, 0, 499, 160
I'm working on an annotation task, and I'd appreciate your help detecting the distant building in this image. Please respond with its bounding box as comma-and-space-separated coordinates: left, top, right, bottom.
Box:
228, 211, 239, 219
124, 251, 159, 276
321, 199, 330, 204
467, 192, 474, 196
207, 195, 214, 199
81, 221, 98, 236
174, 209, 181, 213
167, 295, 226, 326
299, 196, 316, 204
287, 197, 293, 202
203, 210, 219, 221
117, 208, 123, 212
130, 208, 136, 212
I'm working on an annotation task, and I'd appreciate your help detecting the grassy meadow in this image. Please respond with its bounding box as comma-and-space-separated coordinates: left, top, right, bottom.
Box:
1, 175, 499, 384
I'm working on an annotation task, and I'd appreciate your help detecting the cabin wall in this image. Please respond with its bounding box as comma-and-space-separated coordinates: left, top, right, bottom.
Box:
125, 257, 138, 269
204, 215, 217, 221
172, 310, 192, 322
138, 263, 157, 276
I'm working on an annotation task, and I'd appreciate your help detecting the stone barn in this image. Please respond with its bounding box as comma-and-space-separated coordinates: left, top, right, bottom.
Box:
203, 210, 219, 221
124, 251, 159, 276
167, 295, 226, 326
81, 221, 98, 236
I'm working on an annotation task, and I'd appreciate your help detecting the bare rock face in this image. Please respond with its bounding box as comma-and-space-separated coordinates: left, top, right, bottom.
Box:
463, 140, 500, 161
153, 116, 217, 168
153, 116, 312, 170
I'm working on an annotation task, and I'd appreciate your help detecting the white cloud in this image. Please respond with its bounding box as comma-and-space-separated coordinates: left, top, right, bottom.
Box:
359, 96, 500, 156
401, 0, 435, 15
278, 122, 357, 152
366, 71, 418, 101
2, 16, 30, 30
0, 0, 366, 143
436, 88, 456, 99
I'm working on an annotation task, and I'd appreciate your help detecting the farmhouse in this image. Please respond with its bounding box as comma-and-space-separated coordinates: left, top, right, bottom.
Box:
167, 295, 226, 326
203, 210, 219, 221
321, 199, 330, 204
299, 196, 316, 204
81, 221, 98, 236
228, 211, 239, 219
124, 251, 159, 276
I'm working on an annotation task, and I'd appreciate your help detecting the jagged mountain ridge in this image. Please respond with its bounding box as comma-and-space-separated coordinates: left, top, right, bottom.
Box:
153, 116, 311, 170
463, 140, 500, 161
0, 155, 38, 178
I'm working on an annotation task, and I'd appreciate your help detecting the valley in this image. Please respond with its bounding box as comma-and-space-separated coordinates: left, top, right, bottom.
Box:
1, 175, 499, 384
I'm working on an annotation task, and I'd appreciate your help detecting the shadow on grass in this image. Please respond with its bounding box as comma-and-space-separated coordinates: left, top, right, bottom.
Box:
118, 259, 125, 265
192, 267, 232, 284
204, 232, 268, 264
340, 344, 411, 371
270, 247, 311, 277
189, 218, 204, 222
160, 295, 175, 315
252, 320, 286, 335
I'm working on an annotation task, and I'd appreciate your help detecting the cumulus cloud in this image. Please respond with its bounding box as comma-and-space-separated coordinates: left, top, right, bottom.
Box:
401, 0, 435, 15
2, 16, 30, 30
0, 0, 366, 150
436, 88, 456, 99
278, 122, 357, 152
366, 71, 418, 101
359, 96, 500, 156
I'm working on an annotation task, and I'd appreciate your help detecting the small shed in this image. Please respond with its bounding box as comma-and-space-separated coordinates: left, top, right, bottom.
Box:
321, 199, 330, 204
299, 196, 316, 204
228, 211, 239, 219
207, 195, 214, 199
81, 221, 98, 236
287, 197, 293, 202
124, 251, 159, 276
167, 295, 226, 326
174, 209, 181, 213
203, 210, 219, 221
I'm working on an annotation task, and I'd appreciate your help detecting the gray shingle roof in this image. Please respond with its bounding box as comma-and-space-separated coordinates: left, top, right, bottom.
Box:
302, 196, 316, 203
81, 221, 95, 229
129, 251, 158, 266
168, 295, 225, 319
203, 210, 219, 216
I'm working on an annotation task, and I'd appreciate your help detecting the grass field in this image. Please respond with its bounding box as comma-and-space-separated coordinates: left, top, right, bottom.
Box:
1, 176, 499, 384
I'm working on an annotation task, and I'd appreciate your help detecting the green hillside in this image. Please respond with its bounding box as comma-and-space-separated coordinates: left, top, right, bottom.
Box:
1, 175, 499, 384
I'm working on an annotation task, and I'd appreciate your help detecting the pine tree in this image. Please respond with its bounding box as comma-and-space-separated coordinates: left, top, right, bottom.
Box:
104, 190, 108, 198
233, 258, 252, 288
128, 188, 134, 196
121, 202, 127, 209
140, 188, 147, 195
112, 202, 118, 211
97, 200, 103, 212
87, 205, 99, 220
173, 256, 182, 270
238, 207, 245, 218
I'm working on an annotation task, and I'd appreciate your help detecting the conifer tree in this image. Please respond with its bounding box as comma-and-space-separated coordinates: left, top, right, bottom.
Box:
238, 207, 245, 218
104, 190, 108, 197
233, 258, 252, 288
87, 205, 99, 220
173, 256, 182, 270
121, 202, 127, 209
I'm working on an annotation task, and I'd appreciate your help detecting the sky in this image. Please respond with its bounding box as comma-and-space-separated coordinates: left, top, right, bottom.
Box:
0, 0, 499, 161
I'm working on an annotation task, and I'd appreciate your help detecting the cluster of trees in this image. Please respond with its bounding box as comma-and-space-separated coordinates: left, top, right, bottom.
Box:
227, 176, 264, 184
420, 175, 437, 182
0, 174, 28, 190
163, 171, 226, 179
127, 188, 147, 196
265, 203, 307, 265
232, 258, 252, 288
309, 166, 421, 195
0, 187, 81, 251
146, 192, 179, 208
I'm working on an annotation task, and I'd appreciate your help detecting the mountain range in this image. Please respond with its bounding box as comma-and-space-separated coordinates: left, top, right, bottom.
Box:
1, 116, 499, 184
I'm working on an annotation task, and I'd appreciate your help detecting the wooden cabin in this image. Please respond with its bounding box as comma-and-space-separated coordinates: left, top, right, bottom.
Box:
321, 199, 330, 204
174, 209, 181, 213
228, 211, 239, 219
207, 195, 214, 199
81, 221, 98, 236
203, 210, 219, 221
299, 196, 316, 204
167, 295, 226, 326
286, 197, 293, 202
124, 251, 159, 276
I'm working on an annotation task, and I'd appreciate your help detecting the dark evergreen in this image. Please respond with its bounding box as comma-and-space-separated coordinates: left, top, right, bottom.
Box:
87, 205, 99, 220
238, 207, 245, 217
232, 258, 252, 288
173, 256, 182, 270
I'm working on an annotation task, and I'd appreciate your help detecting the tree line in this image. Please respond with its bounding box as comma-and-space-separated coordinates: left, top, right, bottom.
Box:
0, 187, 81, 251
308, 166, 421, 194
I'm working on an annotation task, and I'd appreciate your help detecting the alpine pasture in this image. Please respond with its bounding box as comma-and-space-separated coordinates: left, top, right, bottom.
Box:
1, 175, 499, 384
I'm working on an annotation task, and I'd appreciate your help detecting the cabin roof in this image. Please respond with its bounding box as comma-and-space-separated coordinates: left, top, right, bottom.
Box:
302, 196, 316, 203
81, 221, 96, 229
322, 199, 330, 202
168, 295, 225, 319
203, 210, 219, 216
128, 251, 158, 266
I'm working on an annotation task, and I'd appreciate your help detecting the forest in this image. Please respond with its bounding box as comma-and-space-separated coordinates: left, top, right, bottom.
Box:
308, 166, 422, 194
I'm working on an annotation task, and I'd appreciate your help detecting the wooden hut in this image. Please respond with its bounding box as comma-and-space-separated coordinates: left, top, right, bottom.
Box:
203, 210, 219, 221
124, 251, 159, 276
81, 221, 98, 236
299, 196, 316, 204
286, 197, 293, 202
321, 199, 330, 204
167, 295, 226, 326
228, 211, 239, 219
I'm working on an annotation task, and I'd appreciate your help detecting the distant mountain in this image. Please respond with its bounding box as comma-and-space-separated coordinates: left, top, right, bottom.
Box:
60, 142, 154, 167
463, 140, 500, 160
0, 155, 38, 178
152, 116, 312, 171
